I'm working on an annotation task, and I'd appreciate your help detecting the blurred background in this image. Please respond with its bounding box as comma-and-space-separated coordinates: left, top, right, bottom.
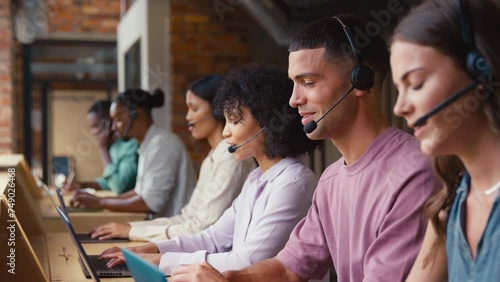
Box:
1, 0, 415, 184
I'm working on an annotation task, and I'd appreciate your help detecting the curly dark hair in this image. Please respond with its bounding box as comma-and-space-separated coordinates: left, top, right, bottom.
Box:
214, 64, 322, 159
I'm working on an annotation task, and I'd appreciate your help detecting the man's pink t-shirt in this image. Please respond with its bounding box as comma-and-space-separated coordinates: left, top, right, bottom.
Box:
277, 126, 438, 282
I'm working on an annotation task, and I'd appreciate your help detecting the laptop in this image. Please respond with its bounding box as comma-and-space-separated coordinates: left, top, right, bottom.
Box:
56, 206, 132, 279
35, 175, 59, 208
53, 185, 130, 243
122, 248, 168, 282
53, 182, 102, 213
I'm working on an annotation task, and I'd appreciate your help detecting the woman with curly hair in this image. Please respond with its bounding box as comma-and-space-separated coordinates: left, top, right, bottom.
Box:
390, 0, 500, 280
99, 64, 321, 274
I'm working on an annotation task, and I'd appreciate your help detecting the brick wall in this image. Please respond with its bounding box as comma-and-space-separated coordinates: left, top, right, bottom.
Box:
0, 0, 13, 153
48, 0, 121, 33
12, 42, 22, 155
170, 0, 252, 171
10, 0, 255, 174
13, 0, 122, 157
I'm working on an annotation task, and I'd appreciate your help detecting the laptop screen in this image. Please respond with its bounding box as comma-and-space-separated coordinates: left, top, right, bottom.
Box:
53, 183, 102, 213
35, 176, 58, 210
122, 248, 167, 282
55, 206, 101, 282
53, 185, 69, 215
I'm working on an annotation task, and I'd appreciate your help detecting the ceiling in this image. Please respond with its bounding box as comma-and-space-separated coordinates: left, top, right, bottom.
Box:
275, 0, 395, 22
242, 0, 420, 45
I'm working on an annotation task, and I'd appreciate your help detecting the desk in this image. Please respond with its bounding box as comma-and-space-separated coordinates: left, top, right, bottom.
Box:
47, 233, 170, 281
0, 155, 152, 281
0, 196, 49, 282
38, 191, 148, 233
47, 233, 137, 281
0, 154, 147, 234
2, 157, 147, 259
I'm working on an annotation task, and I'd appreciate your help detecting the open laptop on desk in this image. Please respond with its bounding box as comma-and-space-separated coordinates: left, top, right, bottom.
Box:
53, 182, 102, 213
122, 248, 168, 282
56, 206, 132, 279
54, 185, 130, 243
35, 176, 59, 209
35, 174, 99, 213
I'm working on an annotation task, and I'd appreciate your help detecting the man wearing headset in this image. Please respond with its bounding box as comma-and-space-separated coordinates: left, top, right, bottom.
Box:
171, 15, 439, 282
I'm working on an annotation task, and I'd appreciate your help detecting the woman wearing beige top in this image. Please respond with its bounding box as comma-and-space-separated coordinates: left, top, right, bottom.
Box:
89, 75, 256, 241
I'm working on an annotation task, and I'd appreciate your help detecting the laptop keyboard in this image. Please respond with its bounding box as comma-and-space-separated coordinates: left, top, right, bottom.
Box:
80, 255, 129, 277
76, 233, 93, 241
90, 255, 129, 272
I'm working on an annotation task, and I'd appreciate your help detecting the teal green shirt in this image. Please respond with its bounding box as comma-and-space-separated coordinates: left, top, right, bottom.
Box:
96, 138, 139, 194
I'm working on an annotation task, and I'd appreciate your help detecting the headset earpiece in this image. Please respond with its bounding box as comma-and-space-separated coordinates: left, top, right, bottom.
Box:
466, 50, 491, 78
351, 65, 375, 91
129, 109, 138, 119
334, 17, 375, 91
459, 0, 491, 79
411, 0, 494, 128
118, 93, 139, 119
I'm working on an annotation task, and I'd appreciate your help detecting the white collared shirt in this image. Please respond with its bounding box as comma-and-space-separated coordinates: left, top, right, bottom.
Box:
155, 157, 317, 274
135, 124, 196, 217
128, 139, 256, 240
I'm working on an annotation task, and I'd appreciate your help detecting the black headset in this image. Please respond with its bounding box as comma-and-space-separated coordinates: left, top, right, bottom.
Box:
129, 108, 138, 119
333, 17, 375, 91
95, 101, 111, 130
412, 0, 493, 127
459, 0, 491, 78
118, 93, 138, 120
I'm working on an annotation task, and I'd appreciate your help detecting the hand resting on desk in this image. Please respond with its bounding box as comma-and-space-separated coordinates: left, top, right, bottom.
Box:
91, 222, 131, 240
171, 262, 229, 282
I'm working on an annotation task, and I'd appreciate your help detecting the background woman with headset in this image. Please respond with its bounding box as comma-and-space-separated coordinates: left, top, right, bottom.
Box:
70, 89, 197, 218
64, 100, 139, 195
88, 75, 256, 241
391, 0, 500, 280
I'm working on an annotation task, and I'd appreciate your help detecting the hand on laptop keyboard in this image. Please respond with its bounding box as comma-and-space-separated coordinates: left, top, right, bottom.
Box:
100, 242, 160, 268
104, 252, 162, 269
70, 191, 103, 209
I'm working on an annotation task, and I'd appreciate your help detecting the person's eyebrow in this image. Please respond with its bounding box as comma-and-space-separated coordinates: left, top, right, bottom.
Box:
397, 67, 425, 86
291, 72, 321, 80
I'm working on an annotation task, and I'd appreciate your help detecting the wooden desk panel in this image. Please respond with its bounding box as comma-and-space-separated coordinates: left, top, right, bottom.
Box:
38, 193, 147, 233
0, 196, 48, 282
0, 155, 167, 281
47, 233, 170, 282
0, 154, 24, 170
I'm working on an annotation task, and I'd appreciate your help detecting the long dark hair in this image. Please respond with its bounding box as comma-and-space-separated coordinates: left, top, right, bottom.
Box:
189, 74, 225, 121
391, 0, 500, 265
